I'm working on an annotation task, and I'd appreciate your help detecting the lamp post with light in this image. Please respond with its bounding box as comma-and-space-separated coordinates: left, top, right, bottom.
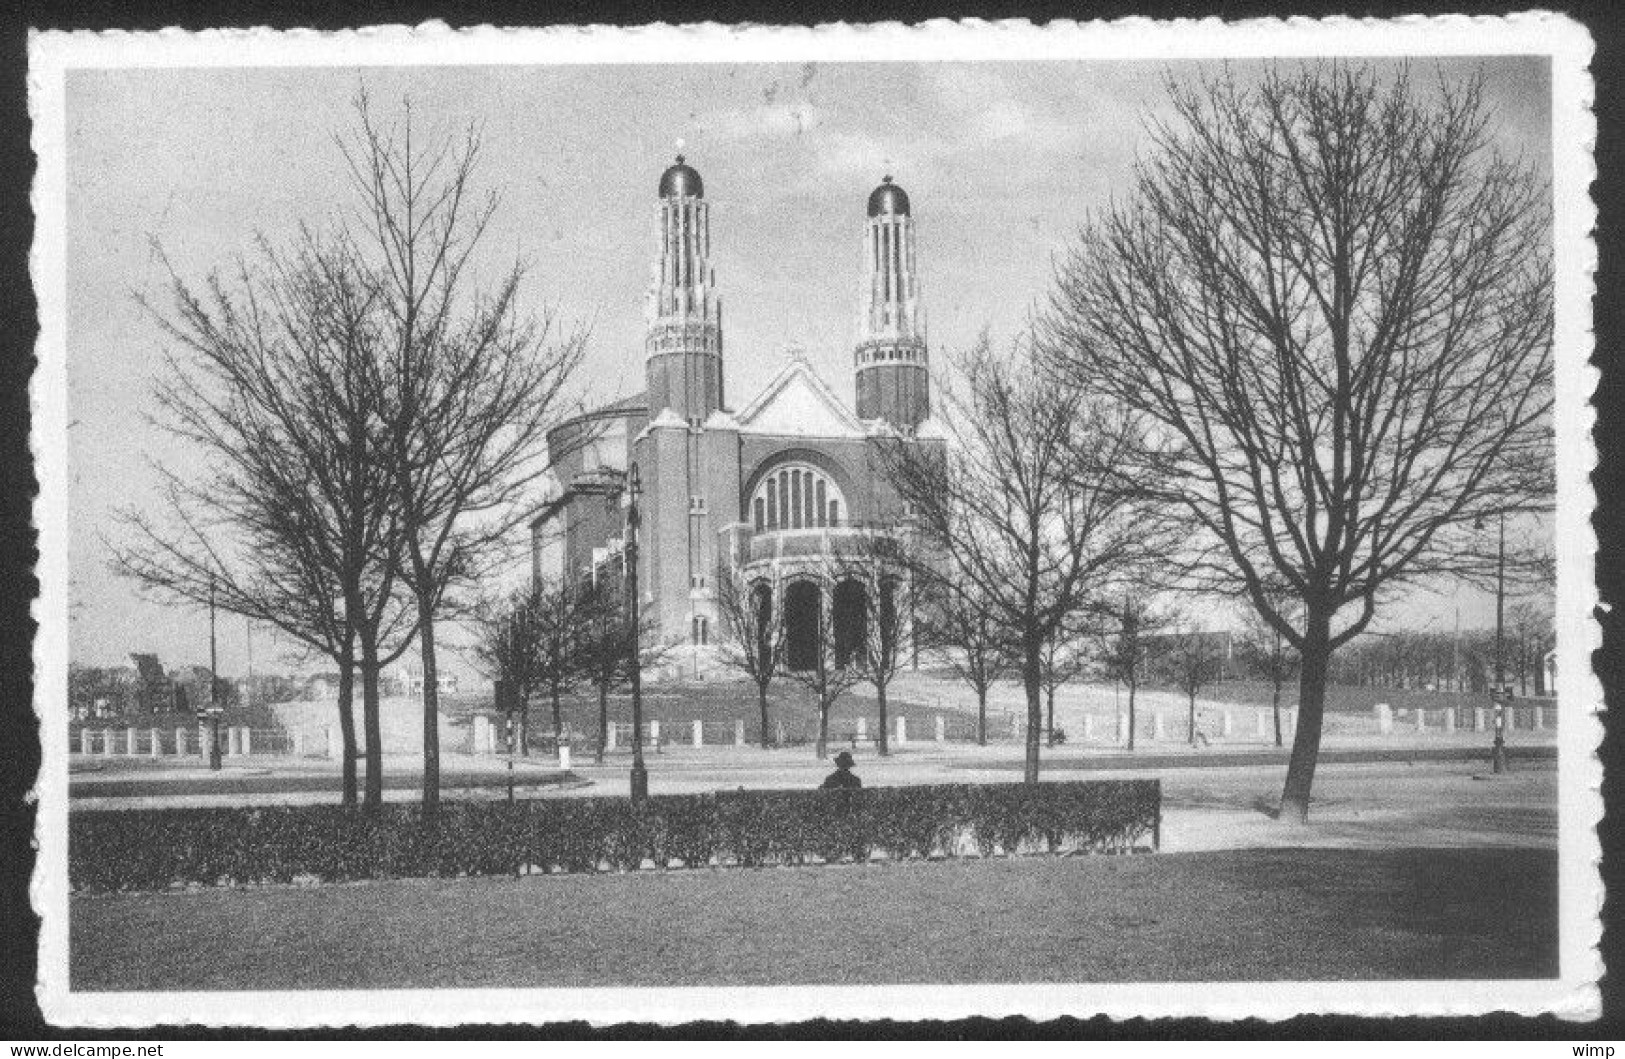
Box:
625, 463, 649, 803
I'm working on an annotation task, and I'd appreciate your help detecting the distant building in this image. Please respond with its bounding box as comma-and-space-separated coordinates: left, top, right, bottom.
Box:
532, 158, 945, 673
393, 665, 460, 700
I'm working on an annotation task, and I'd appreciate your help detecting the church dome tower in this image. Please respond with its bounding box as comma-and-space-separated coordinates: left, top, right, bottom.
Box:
646, 154, 723, 421
854, 175, 929, 430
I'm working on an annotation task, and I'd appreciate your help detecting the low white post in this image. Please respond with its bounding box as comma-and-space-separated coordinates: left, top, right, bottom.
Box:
1474, 707, 1486, 732
1534, 706, 1545, 731
856, 717, 867, 742
78, 729, 91, 756
1082, 714, 1094, 741
241, 727, 252, 756
558, 744, 571, 770
735, 719, 746, 747
1416, 708, 1427, 733
1288, 708, 1299, 735
1376, 704, 1393, 735
326, 724, 339, 760
650, 720, 661, 746
1444, 709, 1456, 733
692, 719, 703, 747
175, 726, 187, 756
101, 729, 113, 758
1117, 712, 1129, 744
149, 728, 161, 758
1152, 712, 1166, 741
124, 726, 137, 756
198, 724, 209, 759
935, 715, 946, 743
1220, 710, 1233, 738
896, 715, 908, 746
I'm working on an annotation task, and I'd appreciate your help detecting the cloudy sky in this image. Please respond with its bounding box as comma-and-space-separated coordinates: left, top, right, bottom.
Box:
63, 56, 1552, 674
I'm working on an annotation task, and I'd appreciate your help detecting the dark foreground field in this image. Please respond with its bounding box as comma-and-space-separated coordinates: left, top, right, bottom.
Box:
71, 846, 1555, 989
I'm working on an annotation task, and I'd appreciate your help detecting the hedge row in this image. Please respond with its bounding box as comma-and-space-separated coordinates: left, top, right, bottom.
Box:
69, 780, 1160, 893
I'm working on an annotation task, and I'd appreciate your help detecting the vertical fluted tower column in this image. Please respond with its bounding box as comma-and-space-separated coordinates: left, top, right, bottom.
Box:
646, 155, 723, 422
855, 175, 929, 431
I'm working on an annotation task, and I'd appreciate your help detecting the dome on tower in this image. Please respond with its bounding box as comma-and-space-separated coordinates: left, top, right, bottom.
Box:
658, 155, 704, 199
867, 175, 910, 217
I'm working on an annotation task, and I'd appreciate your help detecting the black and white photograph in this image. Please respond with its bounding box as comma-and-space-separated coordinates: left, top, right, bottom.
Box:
26, 16, 1600, 1026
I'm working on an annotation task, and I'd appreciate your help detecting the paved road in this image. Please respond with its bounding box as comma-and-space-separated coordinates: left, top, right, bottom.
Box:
70, 768, 575, 800
962, 744, 1557, 772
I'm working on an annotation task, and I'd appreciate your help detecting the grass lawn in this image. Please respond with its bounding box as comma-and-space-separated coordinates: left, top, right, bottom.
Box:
70, 846, 1555, 989
443, 678, 967, 747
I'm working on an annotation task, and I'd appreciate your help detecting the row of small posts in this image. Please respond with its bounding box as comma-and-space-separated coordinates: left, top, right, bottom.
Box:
76, 725, 253, 758
1373, 703, 1551, 734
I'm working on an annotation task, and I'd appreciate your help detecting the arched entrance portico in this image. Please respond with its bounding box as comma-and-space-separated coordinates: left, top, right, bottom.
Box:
784, 580, 822, 671
832, 579, 867, 669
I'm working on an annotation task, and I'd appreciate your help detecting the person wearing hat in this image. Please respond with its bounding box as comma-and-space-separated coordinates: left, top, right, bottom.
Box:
821, 750, 862, 790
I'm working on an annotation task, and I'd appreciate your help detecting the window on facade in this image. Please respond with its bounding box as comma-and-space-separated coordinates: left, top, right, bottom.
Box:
751, 463, 848, 532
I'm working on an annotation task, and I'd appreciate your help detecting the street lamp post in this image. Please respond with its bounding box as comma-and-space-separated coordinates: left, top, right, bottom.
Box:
207, 574, 222, 771
626, 463, 649, 803
1475, 511, 1509, 774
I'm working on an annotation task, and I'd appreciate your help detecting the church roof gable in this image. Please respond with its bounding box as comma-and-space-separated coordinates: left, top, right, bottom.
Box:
735, 357, 864, 438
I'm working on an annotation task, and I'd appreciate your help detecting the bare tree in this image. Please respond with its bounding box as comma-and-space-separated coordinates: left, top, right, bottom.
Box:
533, 578, 590, 745
1235, 598, 1301, 747
339, 97, 588, 812
835, 533, 917, 756
469, 582, 551, 755
714, 565, 785, 748
1156, 627, 1223, 745
1046, 64, 1553, 819
916, 577, 1012, 746
1505, 601, 1555, 697
883, 335, 1164, 782
575, 576, 669, 763
113, 233, 418, 809
784, 574, 865, 760
1038, 626, 1092, 747
1097, 594, 1168, 753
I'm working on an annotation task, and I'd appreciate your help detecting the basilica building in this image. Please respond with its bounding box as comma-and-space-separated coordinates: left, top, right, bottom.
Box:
532, 156, 945, 674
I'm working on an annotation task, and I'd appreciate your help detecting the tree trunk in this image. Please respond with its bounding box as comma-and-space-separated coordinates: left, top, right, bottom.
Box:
1271, 676, 1284, 748
417, 608, 442, 815
1022, 644, 1043, 784
1187, 690, 1197, 745
1279, 609, 1332, 823
816, 700, 829, 760
1127, 679, 1137, 752
758, 682, 772, 749
876, 681, 890, 756
596, 683, 608, 765
519, 701, 530, 756
976, 686, 988, 746
1046, 686, 1057, 747
359, 632, 384, 813
550, 680, 563, 743
335, 649, 358, 808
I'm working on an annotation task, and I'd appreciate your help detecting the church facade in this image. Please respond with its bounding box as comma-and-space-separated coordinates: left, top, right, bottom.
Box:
532, 156, 945, 674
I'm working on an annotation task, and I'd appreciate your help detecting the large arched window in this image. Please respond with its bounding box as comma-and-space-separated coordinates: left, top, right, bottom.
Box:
751, 462, 845, 531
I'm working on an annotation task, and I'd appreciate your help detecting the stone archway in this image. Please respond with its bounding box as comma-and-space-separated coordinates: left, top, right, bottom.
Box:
784, 580, 822, 672
832, 579, 868, 669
